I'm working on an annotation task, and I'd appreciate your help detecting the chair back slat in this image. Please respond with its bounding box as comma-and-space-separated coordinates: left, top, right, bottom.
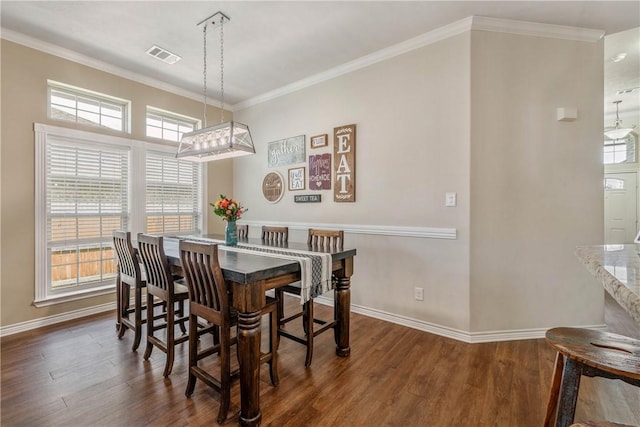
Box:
262, 226, 288, 244
308, 229, 344, 249
180, 240, 228, 320
113, 231, 142, 284
137, 234, 174, 294
237, 224, 249, 240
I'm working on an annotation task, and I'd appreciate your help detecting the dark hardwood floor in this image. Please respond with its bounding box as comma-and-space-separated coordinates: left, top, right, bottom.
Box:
1, 294, 638, 426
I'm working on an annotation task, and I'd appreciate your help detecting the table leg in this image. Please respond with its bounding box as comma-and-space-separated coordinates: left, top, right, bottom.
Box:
237, 310, 262, 426
334, 272, 352, 357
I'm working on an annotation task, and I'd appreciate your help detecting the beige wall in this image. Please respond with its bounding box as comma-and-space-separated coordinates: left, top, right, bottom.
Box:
235, 33, 473, 331
0, 40, 232, 326
469, 31, 605, 331
235, 29, 605, 334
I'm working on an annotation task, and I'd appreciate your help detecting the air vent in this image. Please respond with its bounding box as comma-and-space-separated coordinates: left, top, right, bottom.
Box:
616, 87, 639, 95
145, 45, 181, 65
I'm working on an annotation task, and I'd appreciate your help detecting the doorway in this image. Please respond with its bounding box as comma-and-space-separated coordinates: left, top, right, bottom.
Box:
604, 172, 638, 243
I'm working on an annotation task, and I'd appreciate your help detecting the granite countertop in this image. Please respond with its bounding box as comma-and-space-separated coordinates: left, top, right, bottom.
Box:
575, 244, 640, 325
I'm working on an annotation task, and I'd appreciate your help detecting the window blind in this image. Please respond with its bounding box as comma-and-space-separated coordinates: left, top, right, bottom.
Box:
145, 151, 201, 234
46, 141, 129, 290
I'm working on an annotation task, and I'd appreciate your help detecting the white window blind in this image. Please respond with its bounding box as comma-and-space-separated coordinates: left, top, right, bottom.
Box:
36, 124, 205, 306
145, 151, 201, 234
46, 140, 129, 291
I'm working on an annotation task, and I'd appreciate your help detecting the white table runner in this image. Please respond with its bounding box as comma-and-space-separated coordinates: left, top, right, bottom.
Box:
179, 236, 332, 303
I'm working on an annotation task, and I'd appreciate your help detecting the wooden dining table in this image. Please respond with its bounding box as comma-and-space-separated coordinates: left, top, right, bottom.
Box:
162, 234, 357, 426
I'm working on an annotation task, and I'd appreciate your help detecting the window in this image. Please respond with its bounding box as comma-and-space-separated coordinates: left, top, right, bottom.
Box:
35, 124, 204, 306
145, 151, 202, 233
604, 134, 636, 165
48, 81, 130, 132
146, 107, 199, 142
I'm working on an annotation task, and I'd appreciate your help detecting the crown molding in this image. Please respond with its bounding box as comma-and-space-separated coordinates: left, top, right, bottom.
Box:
233, 16, 474, 111
471, 16, 605, 43
234, 15, 604, 111
0, 27, 224, 109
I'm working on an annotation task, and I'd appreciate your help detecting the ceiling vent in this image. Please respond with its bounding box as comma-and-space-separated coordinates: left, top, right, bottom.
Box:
145, 45, 181, 65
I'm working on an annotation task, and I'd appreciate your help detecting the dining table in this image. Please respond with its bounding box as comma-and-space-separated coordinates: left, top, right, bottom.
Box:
162, 234, 357, 426
575, 244, 640, 325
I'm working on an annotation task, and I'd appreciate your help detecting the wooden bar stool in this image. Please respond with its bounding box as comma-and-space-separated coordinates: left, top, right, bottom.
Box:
112, 231, 146, 351
137, 233, 190, 377
544, 327, 640, 427
261, 226, 288, 244
276, 229, 344, 366
179, 240, 279, 424
237, 224, 248, 240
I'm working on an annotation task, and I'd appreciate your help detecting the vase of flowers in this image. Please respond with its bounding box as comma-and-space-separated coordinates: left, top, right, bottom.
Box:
211, 195, 247, 246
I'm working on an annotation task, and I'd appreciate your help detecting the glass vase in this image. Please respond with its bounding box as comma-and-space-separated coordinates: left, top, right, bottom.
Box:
225, 220, 238, 246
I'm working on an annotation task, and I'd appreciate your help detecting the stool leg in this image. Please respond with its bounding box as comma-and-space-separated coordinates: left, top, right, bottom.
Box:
555, 357, 582, 427
543, 352, 564, 427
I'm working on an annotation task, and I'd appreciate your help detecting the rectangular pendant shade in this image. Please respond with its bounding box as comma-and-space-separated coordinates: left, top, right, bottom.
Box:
176, 121, 255, 162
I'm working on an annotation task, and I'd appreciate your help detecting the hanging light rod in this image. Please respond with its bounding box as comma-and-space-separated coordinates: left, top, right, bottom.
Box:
177, 10, 256, 162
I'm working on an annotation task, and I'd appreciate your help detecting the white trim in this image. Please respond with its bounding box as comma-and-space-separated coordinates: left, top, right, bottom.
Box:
234, 17, 474, 110
0, 302, 115, 338
4, 295, 607, 342
0, 28, 221, 108
233, 16, 604, 111
315, 296, 607, 344
33, 286, 115, 308
2, 16, 603, 114
470, 16, 605, 43
241, 220, 457, 240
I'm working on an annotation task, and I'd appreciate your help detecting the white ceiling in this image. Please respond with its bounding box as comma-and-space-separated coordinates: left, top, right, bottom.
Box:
1, 1, 639, 119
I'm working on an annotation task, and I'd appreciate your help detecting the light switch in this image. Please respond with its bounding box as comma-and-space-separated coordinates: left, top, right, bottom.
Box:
445, 192, 457, 207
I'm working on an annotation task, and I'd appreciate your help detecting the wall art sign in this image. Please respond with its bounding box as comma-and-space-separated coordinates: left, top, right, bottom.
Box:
294, 194, 322, 203
310, 134, 328, 149
288, 167, 306, 191
333, 124, 356, 202
262, 171, 284, 203
308, 153, 331, 190
267, 135, 305, 167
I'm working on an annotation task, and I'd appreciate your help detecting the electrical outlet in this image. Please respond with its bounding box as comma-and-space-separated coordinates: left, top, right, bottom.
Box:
414, 287, 424, 301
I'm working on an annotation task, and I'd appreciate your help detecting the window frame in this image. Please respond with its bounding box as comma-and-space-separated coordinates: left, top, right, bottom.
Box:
146, 106, 200, 142
47, 80, 131, 133
35, 123, 206, 307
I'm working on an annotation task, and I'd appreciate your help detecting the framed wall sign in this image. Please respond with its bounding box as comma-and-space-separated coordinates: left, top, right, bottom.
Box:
334, 124, 356, 202
267, 135, 306, 167
310, 134, 328, 149
262, 171, 284, 203
309, 153, 331, 190
288, 167, 306, 191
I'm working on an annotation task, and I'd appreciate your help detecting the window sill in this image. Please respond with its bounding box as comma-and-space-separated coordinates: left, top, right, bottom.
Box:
33, 285, 115, 308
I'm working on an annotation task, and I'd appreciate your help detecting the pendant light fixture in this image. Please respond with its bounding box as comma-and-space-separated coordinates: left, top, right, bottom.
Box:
604, 100, 636, 140
177, 11, 255, 162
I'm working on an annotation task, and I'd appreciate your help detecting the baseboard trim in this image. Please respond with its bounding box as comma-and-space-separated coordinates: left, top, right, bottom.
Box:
2, 297, 607, 343
0, 302, 116, 338
314, 296, 607, 343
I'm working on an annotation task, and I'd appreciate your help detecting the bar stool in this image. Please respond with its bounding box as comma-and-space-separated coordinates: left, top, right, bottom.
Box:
180, 240, 279, 423
137, 233, 190, 377
237, 224, 248, 240
544, 327, 640, 427
112, 231, 146, 351
261, 226, 288, 244
276, 229, 344, 366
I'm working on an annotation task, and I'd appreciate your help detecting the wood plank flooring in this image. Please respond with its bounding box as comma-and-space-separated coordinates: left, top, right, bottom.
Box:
1, 294, 638, 426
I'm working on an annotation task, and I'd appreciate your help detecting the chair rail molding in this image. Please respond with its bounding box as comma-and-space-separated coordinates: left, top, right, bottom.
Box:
240, 220, 457, 240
